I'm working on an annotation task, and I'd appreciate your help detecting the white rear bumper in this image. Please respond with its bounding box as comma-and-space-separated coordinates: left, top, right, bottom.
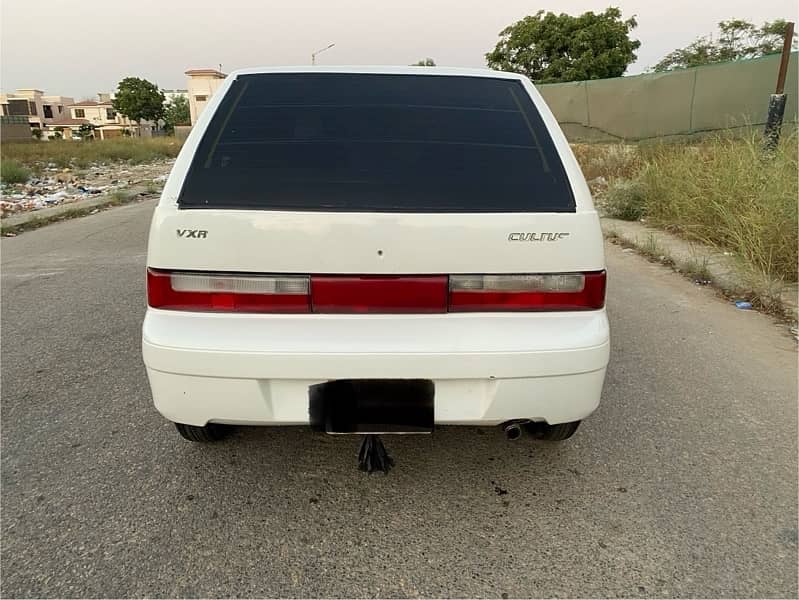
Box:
142, 309, 609, 427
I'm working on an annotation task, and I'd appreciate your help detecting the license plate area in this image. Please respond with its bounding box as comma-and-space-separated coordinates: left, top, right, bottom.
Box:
309, 379, 434, 434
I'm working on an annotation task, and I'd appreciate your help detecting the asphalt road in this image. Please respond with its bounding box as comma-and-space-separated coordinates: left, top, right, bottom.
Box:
2, 201, 797, 598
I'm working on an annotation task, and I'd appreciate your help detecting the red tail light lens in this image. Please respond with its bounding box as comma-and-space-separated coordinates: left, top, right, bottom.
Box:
448, 271, 606, 312
311, 276, 448, 313
147, 270, 605, 313
147, 269, 310, 312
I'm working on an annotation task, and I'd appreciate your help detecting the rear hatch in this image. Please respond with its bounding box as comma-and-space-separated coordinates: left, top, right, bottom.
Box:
147, 71, 605, 313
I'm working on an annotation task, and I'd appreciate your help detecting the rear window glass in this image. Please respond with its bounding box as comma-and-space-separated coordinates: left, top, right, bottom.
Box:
178, 73, 575, 212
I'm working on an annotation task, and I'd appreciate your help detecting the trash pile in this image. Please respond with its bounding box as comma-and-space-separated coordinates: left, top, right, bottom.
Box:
0, 159, 173, 217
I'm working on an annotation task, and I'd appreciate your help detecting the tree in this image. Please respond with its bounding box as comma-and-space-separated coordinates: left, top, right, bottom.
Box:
112, 77, 165, 135
653, 19, 798, 71
163, 95, 190, 132
485, 8, 640, 83
412, 58, 436, 66
77, 124, 95, 140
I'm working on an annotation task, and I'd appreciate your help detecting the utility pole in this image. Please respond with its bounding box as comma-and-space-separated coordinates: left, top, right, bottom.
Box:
764, 21, 795, 149
311, 43, 335, 66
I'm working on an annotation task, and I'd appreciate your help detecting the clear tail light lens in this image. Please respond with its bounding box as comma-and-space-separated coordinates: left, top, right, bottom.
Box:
448, 271, 606, 312
147, 269, 310, 312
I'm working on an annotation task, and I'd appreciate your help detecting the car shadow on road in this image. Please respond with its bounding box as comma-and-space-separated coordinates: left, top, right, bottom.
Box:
168, 423, 596, 510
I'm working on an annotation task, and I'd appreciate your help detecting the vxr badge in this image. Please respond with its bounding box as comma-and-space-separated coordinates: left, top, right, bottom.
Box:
177, 229, 208, 239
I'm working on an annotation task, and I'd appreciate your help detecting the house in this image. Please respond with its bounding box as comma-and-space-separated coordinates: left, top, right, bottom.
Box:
49, 94, 154, 140
185, 69, 226, 124
0, 89, 75, 133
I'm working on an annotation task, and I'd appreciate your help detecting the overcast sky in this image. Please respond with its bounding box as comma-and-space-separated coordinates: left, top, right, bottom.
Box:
1, 0, 796, 99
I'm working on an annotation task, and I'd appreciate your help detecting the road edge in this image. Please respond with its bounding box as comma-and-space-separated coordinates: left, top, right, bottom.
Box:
601, 217, 798, 325
1, 186, 159, 236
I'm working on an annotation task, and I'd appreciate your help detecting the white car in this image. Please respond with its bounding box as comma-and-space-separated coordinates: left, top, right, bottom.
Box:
142, 66, 609, 448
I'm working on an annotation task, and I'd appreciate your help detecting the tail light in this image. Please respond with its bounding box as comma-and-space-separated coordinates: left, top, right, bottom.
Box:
448, 272, 606, 312
147, 269, 605, 313
147, 269, 310, 312
311, 276, 447, 313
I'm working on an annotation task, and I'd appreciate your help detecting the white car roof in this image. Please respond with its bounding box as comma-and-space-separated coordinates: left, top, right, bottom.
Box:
228, 65, 528, 81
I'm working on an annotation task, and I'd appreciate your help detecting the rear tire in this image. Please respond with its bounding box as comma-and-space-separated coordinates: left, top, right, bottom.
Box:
174, 422, 232, 442
524, 420, 580, 441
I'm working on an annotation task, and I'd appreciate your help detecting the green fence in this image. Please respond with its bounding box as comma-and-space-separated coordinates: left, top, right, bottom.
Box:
536, 52, 798, 142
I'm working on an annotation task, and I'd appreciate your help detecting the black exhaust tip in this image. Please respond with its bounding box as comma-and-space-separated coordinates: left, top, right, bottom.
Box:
503, 422, 523, 440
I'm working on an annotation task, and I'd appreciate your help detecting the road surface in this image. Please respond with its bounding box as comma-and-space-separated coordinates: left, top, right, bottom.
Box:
2, 201, 797, 598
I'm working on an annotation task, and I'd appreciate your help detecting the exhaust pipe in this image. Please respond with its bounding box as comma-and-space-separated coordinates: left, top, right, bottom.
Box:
502, 421, 524, 441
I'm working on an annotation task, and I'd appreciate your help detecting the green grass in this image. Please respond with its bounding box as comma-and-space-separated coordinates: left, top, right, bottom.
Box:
571, 143, 641, 181
1, 137, 183, 169
677, 256, 713, 284
640, 134, 797, 283
0, 159, 31, 184
578, 134, 798, 283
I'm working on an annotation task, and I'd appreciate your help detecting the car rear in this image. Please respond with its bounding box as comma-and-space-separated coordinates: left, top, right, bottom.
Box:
142, 67, 609, 440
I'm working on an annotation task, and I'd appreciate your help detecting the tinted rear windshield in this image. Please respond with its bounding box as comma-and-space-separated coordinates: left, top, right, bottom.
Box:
178, 73, 575, 212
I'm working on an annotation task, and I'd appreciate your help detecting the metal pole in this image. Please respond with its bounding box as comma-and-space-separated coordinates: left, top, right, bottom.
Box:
775, 21, 794, 94
764, 22, 794, 149
311, 43, 335, 66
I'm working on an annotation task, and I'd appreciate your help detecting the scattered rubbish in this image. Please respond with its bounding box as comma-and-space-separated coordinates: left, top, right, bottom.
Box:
622, 248, 635, 253
0, 159, 174, 218
4, 232, 17, 237
42, 191, 68, 205
734, 301, 753, 310
90, 209, 100, 214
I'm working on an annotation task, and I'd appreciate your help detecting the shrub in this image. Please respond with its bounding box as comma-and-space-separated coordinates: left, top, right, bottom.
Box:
603, 177, 647, 220
0, 159, 31, 184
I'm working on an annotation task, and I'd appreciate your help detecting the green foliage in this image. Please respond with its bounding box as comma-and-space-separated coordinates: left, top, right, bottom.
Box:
112, 77, 165, 124
78, 124, 96, 140
485, 8, 640, 82
2, 137, 183, 168
31, 128, 42, 140
163, 95, 190, 132
50, 132, 63, 140
604, 178, 647, 221
1, 159, 31, 184
582, 135, 798, 282
639, 135, 797, 281
653, 19, 797, 71
412, 58, 436, 66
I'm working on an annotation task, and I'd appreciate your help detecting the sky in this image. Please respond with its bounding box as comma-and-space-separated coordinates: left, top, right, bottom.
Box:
1, 0, 796, 100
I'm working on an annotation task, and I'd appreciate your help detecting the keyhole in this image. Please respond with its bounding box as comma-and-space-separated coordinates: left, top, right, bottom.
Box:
377, 250, 383, 256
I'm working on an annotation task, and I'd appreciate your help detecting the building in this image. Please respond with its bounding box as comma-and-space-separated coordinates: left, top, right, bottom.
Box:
0, 89, 75, 133
185, 68, 226, 124
48, 94, 154, 140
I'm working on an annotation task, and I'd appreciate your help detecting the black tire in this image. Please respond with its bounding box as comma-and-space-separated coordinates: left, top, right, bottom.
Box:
174, 422, 232, 442
524, 420, 581, 441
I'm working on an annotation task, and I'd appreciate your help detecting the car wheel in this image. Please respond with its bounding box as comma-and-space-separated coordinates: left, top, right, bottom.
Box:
174, 422, 232, 442
524, 420, 580, 441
